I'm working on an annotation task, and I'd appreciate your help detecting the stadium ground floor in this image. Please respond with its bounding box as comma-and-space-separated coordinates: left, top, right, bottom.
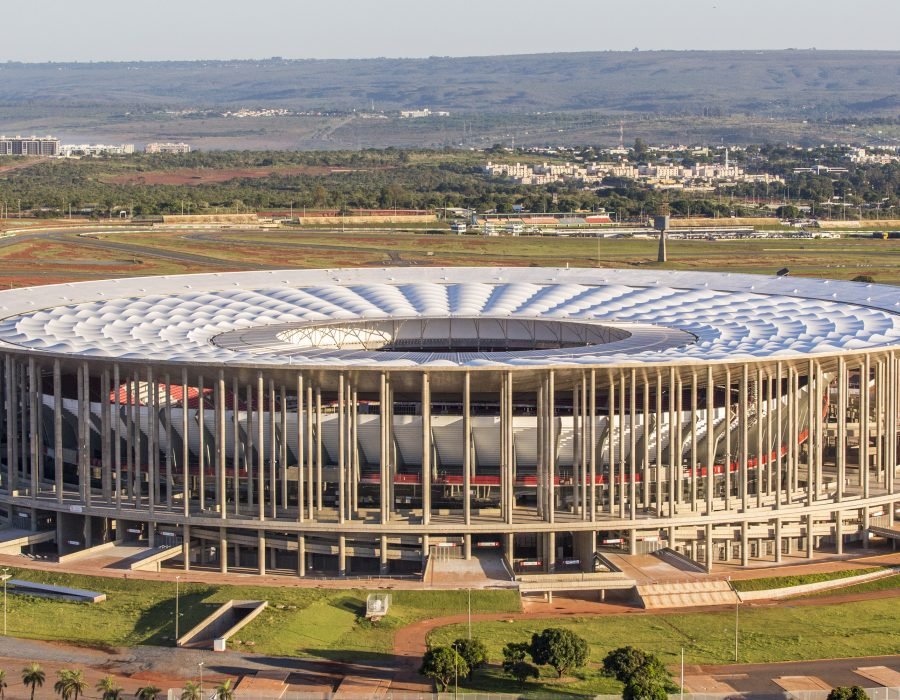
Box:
3, 497, 899, 580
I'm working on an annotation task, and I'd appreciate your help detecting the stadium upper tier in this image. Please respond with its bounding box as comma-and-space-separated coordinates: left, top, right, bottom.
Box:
0, 268, 897, 367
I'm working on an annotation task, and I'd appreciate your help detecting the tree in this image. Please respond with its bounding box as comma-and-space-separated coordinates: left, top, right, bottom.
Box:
776, 204, 800, 219
180, 681, 202, 700
529, 628, 589, 678
214, 679, 235, 700
96, 676, 123, 700
135, 685, 162, 700
0, 670, 7, 700
419, 646, 469, 692
827, 687, 868, 700
602, 646, 652, 682
502, 642, 540, 685
451, 638, 488, 679
604, 648, 674, 700
852, 275, 875, 283
22, 663, 45, 700
54, 670, 87, 700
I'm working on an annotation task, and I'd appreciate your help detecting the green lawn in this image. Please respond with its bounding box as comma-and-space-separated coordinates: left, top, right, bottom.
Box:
731, 567, 884, 592
1, 568, 519, 661
799, 573, 900, 598
427, 595, 900, 669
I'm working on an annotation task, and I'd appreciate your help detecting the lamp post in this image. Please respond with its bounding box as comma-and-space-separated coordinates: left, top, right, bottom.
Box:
198, 661, 204, 698
175, 575, 181, 645
0, 567, 9, 635
734, 598, 740, 662
467, 588, 471, 640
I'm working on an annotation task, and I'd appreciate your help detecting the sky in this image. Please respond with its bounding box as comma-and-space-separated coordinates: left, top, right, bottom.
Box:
4, 0, 899, 62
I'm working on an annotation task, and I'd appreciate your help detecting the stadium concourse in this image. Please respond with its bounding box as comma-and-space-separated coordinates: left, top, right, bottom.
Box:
0, 267, 896, 587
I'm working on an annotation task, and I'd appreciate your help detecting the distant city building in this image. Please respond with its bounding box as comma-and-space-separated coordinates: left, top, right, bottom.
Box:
145, 142, 192, 154
485, 156, 782, 188
399, 108, 449, 119
60, 144, 135, 157
0, 135, 60, 156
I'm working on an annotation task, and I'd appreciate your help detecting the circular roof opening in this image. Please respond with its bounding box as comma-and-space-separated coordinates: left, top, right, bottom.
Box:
272, 318, 632, 353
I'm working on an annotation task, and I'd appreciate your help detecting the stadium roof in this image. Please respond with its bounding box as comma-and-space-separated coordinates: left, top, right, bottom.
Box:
0, 268, 897, 369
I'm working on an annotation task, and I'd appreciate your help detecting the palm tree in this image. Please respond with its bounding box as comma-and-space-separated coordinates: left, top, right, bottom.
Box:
55, 669, 87, 700
54, 670, 73, 700
22, 663, 45, 700
0, 669, 7, 700
96, 676, 123, 700
135, 685, 161, 700
180, 681, 201, 700
214, 679, 235, 700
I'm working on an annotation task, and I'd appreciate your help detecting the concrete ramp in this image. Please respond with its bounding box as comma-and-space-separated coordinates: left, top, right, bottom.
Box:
636, 579, 738, 609
177, 599, 267, 650
429, 550, 515, 588
0, 528, 55, 555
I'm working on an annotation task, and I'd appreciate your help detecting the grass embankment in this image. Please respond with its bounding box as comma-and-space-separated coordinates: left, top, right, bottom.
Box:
428, 590, 900, 696
1, 568, 519, 661
731, 566, 884, 592
800, 572, 900, 598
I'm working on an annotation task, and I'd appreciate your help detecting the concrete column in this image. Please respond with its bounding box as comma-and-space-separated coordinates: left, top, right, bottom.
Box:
629, 369, 637, 519
298, 534, 306, 576
590, 369, 598, 521
806, 513, 815, 559
862, 506, 870, 549
183, 524, 191, 571
548, 371, 556, 524
380, 535, 389, 574
464, 533, 472, 560
338, 535, 346, 577
258, 530, 266, 575
421, 373, 431, 525
835, 511, 843, 555
181, 369, 190, 516
705, 366, 715, 514
741, 521, 749, 566
220, 528, 228, 574
463, 372, 472, 526
338, 374, 346, 524
774, 518, 782, 563
218, 372, 227, 519
546, 532, 556, 572
704, 523, 713, 573
257, 373, 266, 521
268, 380, 278, 520
629, 529, 638, 556
198, 375, 205, 511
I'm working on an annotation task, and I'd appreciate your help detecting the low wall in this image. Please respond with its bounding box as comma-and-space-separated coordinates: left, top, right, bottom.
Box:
737, 568, 895, 601
295, 214, 436, 225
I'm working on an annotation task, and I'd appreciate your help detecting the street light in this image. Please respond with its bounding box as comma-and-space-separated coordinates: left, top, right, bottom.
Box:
198, 661, 204, 698
175, 575, 181, 645
0, 567, 9, 635
467, 588, 472, 640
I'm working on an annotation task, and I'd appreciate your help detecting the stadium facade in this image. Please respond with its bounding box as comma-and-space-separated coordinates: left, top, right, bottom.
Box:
0, 267, 897, 577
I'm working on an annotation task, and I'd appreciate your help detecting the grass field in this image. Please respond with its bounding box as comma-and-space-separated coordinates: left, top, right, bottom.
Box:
730, 567, 884, 592
428, 594, 900, 669
1, 227, 898, 288
98, 229, 900, 282
0, 567, 520, 661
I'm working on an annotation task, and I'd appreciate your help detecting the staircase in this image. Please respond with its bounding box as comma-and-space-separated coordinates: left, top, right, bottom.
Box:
636, 579, 739, 609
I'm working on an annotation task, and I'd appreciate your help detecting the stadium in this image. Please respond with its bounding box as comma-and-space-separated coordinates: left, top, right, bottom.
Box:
0, 266, 896, 580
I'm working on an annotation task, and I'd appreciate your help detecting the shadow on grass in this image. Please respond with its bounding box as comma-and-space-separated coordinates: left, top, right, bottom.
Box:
133, 591, 220, 646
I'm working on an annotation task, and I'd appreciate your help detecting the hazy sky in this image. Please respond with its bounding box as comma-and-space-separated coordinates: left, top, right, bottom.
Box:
5, 0, 899, 62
